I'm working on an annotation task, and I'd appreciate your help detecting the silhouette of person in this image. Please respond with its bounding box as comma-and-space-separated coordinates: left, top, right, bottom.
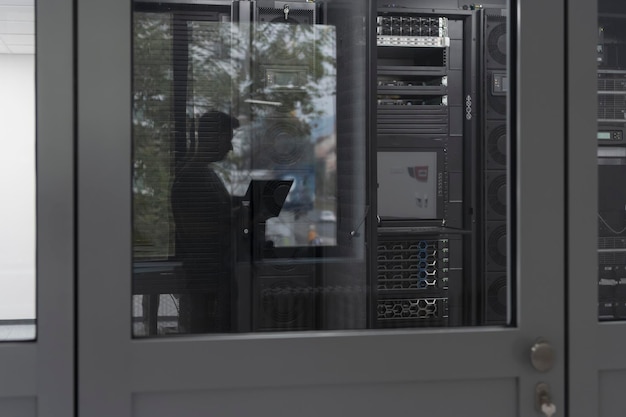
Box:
171, 110, 240, 333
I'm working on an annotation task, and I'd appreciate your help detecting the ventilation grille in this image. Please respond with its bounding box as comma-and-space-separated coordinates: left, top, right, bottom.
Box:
487, 174, 507, 217
599, 236, 626, 249
599, 252, 626, 265
598, 94, 626, 121
487, 275, 507, 317
598, 73, 626, 121
486, 19, 506, 67
376, 298, 447, 320
376, 239, 448, 291
261, 283, 310, 324
486, 122, 507, 167
377, 16, 444, 37
487, 224, 507, 267
598, 73, 626, 92
257, 275, 316, 331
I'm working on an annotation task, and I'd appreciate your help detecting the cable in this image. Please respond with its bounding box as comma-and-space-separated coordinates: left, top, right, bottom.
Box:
598, 213, 626, 234
350, 205, 370, 238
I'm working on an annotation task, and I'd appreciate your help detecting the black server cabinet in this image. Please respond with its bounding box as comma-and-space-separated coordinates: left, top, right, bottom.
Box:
372, 4, 477, 328
242, 0, 371, 332
244, 0, 325, 332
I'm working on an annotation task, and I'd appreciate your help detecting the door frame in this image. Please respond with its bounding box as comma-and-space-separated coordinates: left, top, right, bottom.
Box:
76, 0, 566, 415
0, 0, 75, 416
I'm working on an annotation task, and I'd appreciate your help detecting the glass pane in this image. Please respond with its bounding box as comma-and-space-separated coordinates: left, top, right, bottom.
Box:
598, 0, 626, 321
0, 0, 36, 341
131, 1, 511, 337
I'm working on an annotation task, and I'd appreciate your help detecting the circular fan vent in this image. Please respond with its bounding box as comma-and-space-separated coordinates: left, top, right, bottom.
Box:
487, 123, 507, 166
487, 174, 507, 216
487, 22, 507, 66
264, 122, 307, 166
487, 224, 507, 267
487, 275, 507, 317
262, 281, 307, 324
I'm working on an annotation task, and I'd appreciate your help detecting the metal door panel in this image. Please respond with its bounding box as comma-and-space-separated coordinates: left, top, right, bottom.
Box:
0, 398, 36, 417
77, 0, 566, 415
600, 370, 626, 417
0, 0, 74, 415
133, 379, 517, 417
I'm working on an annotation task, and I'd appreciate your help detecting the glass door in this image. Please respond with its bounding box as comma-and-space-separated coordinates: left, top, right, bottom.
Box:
568, 0, 626, 416
77, 0, 567, 415
131, 2, 362, 336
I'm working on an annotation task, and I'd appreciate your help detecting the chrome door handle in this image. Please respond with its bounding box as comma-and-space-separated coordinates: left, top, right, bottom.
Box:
530, 339, 555, 372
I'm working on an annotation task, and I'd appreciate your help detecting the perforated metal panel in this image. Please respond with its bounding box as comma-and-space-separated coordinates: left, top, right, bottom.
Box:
376, 239, 449, 291
374, 236, 453, 327
598, 71, 626, 122
376, 297, 447, 320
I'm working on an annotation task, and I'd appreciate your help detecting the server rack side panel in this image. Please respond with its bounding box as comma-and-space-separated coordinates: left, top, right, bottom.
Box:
478, 8, 509, 325
463, 10, 480, 326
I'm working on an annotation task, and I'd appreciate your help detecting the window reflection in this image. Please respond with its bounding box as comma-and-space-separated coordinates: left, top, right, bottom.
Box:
131, 1, 511, 336
0, 0, 36, 341
597, 0, 626, 321
132, 4, 365, 337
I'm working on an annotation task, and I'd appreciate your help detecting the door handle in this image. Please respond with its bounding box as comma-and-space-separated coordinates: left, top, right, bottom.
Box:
530, 339, 555, 372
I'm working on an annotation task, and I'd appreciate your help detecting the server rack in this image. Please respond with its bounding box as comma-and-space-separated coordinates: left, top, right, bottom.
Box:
371, 5, 478, 328
597, 6, 626, 320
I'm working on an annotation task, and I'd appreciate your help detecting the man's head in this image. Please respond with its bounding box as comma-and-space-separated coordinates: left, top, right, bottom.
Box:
197, 111, 240, 162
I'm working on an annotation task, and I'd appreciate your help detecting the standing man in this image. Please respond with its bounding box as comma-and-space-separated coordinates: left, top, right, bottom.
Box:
171, 110, 239, 333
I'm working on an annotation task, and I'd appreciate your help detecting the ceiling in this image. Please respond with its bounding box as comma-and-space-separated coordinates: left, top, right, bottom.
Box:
0, 0, 34, 54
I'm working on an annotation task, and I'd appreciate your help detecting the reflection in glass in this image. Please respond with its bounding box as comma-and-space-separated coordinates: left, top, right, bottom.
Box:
597, 0, 626, 321
131, 2, 511, 336
132, 4, 361, 337
249, 22, 337, 248
0, 0, 36, 341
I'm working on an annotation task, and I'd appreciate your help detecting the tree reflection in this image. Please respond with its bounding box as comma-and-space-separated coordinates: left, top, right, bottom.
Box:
133, 15, 338, 258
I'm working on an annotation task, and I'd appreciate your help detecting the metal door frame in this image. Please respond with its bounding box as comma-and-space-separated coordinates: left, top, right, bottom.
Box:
0, 0, 75, 416
76, 0, 566, 415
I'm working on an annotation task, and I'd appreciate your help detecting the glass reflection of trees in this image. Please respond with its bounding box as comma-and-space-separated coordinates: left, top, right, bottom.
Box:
133, 13, 174, 260
133, 15, 338, 259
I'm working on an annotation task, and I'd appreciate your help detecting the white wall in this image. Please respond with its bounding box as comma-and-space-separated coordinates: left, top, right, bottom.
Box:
0, 54, 35, 320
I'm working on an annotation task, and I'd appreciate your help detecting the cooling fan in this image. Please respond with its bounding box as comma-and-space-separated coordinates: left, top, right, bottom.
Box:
486, 122, 507, 168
